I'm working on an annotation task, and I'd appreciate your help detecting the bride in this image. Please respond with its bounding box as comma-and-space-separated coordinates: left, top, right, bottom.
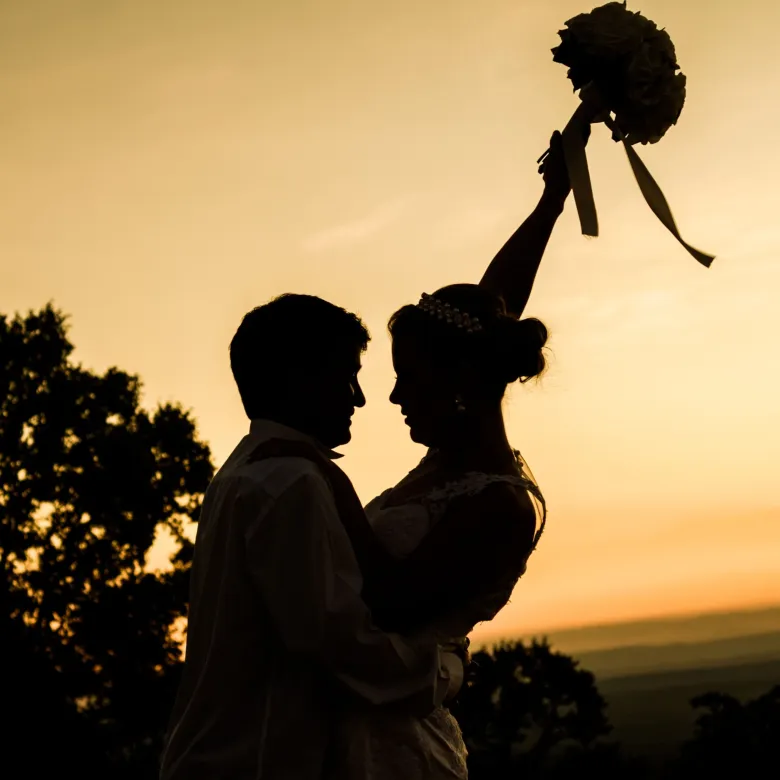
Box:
253, 131, 577, 779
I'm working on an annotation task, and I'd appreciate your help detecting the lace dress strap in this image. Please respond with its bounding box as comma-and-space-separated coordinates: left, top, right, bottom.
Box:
421, 461, 547, 553
416, 463, 548, 643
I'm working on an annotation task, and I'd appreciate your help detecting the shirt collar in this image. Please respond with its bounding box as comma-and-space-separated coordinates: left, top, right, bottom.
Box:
248, 418, 343, 460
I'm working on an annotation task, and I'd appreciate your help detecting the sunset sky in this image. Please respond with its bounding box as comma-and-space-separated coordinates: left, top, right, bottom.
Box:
2, 0, 779, 639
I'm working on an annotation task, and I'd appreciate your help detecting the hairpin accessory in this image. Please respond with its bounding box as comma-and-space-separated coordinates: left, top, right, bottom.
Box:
416, 293, 483, 333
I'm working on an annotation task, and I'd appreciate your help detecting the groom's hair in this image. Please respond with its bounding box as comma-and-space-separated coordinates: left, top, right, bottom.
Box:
230, 294, 370, 419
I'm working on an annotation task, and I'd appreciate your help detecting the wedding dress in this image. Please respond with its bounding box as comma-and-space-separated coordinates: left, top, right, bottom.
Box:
330, 451, 546, 780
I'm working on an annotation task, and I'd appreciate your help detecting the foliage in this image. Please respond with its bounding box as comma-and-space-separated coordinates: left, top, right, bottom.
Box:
671, 685, 780, 776
450, 639, 613, 778
0, 304, 213, 776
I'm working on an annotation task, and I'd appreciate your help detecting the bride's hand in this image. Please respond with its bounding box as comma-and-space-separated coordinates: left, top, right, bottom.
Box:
538, 126, 591, 206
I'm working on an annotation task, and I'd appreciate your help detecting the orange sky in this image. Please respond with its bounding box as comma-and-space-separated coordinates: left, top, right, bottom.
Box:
2, 0, 779, 637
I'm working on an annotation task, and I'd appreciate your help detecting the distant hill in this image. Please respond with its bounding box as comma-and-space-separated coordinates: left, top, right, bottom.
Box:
578, 630, 780, 679
471, 605, 780, 764
473, 603, 780, 655
600, 658, 780, 760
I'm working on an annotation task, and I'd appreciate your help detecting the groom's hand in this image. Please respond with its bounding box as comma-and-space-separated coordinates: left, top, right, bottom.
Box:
441, 638, 472, 704
441, 651, 465, 703
452, 637, 471, 669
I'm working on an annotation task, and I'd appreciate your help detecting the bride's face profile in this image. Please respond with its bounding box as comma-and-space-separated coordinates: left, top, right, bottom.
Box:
390, 335, 457, 448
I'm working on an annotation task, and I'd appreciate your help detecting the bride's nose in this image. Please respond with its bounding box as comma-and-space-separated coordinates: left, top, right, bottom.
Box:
389, 379, 401, 406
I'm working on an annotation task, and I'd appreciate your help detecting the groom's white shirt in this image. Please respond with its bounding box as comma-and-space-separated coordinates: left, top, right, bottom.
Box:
160, 419, 457, 780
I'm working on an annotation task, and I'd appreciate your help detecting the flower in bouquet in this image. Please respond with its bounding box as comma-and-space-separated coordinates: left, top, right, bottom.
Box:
546, 2, 714, 266
552, 1, 686, 145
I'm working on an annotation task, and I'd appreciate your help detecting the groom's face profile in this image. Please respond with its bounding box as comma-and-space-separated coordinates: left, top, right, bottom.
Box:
231, 295, 370, 449
300, 347, 366, 449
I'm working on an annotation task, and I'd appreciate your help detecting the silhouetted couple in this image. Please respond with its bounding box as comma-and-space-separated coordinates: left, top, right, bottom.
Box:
160, 133, 574, 780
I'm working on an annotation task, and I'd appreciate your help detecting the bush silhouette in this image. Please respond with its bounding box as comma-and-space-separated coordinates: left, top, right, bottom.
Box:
450, 639, 615, 778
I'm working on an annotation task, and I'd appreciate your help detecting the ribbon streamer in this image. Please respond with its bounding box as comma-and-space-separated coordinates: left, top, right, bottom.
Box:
560, 88, 602, 238
604, 117, 715, 268
557, 92, 715, 267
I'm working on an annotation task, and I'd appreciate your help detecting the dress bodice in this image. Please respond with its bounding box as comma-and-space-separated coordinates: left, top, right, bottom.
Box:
364, 451, 546, 639
329, 451, 547, 780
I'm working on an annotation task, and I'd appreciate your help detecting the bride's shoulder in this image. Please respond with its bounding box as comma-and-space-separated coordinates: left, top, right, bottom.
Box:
461, 477, 535, 514
446, 479, 536, 542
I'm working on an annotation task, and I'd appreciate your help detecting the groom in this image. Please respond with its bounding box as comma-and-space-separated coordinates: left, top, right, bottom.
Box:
160, 294, 464, 780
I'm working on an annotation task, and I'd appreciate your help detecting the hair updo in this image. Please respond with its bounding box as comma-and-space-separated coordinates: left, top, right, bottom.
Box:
388, 283, 548, 400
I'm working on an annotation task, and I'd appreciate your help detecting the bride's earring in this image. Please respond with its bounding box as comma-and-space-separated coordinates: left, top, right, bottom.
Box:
455, 394, 466, 413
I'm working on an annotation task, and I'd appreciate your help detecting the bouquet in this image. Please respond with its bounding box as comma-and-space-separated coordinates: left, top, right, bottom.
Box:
547, 2, 713, 266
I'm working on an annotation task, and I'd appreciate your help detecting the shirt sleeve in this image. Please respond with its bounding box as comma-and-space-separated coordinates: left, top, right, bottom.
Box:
242, 458, 456, 710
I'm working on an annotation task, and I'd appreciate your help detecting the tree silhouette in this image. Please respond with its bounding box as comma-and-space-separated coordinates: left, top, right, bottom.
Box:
545, 741, 651, 780
0, 305, 213, 777
450, 639, 613, 779
671, 685, 780, 776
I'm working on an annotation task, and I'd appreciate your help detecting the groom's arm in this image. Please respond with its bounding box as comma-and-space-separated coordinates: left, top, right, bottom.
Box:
242, 458, 460, 713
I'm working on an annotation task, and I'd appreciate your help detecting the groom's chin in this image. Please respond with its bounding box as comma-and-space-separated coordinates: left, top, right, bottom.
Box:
325, 426, 352, 449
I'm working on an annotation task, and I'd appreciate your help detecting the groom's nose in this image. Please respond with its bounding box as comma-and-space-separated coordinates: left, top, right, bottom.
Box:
351, 377, 366, 408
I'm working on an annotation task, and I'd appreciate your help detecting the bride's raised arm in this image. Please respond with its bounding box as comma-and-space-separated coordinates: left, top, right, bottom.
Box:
479, 130, 585, 319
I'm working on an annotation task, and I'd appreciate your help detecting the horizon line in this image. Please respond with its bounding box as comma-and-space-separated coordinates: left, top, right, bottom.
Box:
471, 599, 780, 649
